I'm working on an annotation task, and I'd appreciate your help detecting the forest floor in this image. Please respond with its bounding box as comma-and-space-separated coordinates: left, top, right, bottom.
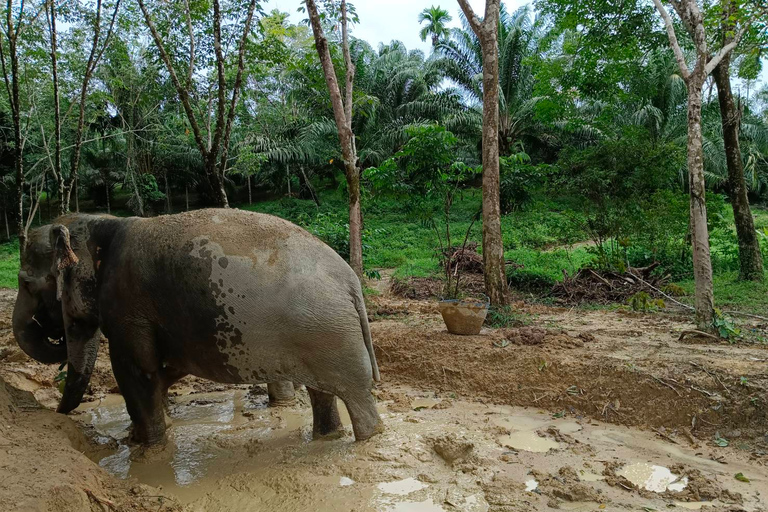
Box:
1, 278, 767, 512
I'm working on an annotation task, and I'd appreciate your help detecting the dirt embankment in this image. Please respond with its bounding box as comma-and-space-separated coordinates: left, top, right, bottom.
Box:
370, 294, 768, 444
0, 375, 182, 511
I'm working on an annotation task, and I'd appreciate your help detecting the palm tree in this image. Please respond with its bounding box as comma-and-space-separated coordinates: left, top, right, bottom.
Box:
418, 6, 452, 48
436, 5, 550, 156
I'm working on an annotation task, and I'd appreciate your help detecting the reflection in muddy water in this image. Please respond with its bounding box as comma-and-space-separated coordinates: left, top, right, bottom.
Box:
377, 478, 428, 496
71, 387, 766, 512
386, 498, 445, 512
498, 431, 559, 452
618, 463, 688, 493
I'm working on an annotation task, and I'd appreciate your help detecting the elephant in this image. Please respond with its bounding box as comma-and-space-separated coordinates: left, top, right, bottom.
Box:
13, 209, 383, 444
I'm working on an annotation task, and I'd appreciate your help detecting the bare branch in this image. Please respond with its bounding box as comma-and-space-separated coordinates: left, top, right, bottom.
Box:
456, 0, 482, 35
137, 0, 208, 158
705, 22, 749, 75
183, 0, 195, 88
652, 0, 691, 80
217, 0, 258, 177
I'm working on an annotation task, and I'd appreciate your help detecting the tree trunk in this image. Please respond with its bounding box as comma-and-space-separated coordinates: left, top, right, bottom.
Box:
186, 185, 190, 211
3, 207, 8, 240
247, 174, 252, 204
457, 0, 508, 306
479, 37, 508, 307
74, 175, 79, 212
286, 164, 291, 197
105, 180, 110, 214
713, 56, 762, 280
687, 81, 715, 328
164, 171, 171, 213
306, 0, 363, 279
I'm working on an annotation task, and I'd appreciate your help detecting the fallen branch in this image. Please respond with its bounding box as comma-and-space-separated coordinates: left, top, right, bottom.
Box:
722, 310, 768, 322
690, 362, 730, 393
650, 375, 682, 397
635, 275, 694, 311
678, 330, 720, 342
84, 489, 116, 511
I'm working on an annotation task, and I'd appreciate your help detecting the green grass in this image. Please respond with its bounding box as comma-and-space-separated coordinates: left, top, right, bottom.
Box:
0, 240, 19, 289
3, 188, 768, 322
674, 272, 768, 316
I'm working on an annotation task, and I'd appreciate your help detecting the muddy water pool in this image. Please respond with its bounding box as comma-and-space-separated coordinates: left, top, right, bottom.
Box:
74, 386, 766, 511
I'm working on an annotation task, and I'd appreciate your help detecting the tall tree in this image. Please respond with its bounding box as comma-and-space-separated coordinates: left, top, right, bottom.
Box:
455, 0, 508, 306
651, 0, 759, 327
712, 0, 763, 281
305, 0, 364, 278
0, 0, 44, 254
138, 0, 258, 208
418, 6, 452, 48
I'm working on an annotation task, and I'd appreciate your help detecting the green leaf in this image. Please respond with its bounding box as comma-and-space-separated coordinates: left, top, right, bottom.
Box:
714, 436, 729, 447
734, 473, 750, 483
493, 339, 511, 348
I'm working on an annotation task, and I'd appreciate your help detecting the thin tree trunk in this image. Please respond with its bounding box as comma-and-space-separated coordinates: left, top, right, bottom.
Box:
105, 180, 110, 214
651, 0, 757, 328
186, 185, 189, 211
301, 166, 320, 206
46, 0, 64, 216
64, 0, 120, 213
74, 174, 79, 212
687, 82, 715, 327
286, 165, 291, 197
306, 0, 363, 278
247, 174, 252, 205
3, 207, 8, 240
713, 53, 762, 281
164, 171, 171, 213
457, 0, 508, 306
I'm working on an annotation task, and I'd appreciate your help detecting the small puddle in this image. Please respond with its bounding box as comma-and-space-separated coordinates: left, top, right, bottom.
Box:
618, 463, 688, 493
525, 479, 538, 492
579, 471, 605, 482
377, 478, 428, 496
559, 502, 604, 511
387, 498, 445, 512
498, 431, 559, 452
411, 398, 441, 410
674, 501, 716, 509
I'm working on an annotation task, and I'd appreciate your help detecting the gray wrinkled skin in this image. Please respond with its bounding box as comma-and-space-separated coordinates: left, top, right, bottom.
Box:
14, 209, 383, 444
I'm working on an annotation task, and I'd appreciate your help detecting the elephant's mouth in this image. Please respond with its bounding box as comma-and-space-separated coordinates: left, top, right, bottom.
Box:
31, 314, 65, 347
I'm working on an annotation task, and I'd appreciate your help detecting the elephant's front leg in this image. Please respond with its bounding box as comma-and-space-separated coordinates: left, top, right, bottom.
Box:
108, 332, 167, 445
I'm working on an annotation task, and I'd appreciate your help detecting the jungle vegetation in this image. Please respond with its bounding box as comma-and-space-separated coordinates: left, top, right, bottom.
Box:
0, 0, 767, 327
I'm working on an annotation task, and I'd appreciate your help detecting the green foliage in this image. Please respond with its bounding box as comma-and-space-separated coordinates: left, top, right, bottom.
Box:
485, 305, 530, 328
0, 240, 19, 289
628, 292, 665, 312
713, 310, 741, 341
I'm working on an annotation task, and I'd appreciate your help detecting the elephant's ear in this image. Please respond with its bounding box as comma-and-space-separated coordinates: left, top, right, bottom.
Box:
50, 225, 78, 300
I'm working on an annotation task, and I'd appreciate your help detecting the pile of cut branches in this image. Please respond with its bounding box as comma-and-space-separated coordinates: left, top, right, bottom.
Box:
550, 263, 669, 305
440, 242, 484, 274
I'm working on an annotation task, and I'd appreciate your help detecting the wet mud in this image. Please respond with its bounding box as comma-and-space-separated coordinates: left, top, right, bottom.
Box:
1, 287, 767, 511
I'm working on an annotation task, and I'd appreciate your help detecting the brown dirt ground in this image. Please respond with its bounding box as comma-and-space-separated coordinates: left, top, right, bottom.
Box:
1, 280, 767, 510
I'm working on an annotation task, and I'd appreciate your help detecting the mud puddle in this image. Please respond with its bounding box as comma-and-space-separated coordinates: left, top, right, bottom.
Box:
74, 386, 766, 511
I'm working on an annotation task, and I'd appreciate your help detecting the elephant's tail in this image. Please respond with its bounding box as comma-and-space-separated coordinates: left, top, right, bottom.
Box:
354, 293, 380, 382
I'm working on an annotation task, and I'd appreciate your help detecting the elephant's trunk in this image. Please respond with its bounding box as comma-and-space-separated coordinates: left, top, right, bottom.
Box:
12, 281, 67, 364
57, 328, 100, 414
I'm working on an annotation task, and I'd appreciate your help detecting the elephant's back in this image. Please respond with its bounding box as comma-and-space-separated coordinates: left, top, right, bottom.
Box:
124, 208, 359, 310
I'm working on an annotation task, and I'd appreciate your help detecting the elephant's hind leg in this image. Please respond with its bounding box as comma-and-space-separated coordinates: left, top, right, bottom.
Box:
340, 389, 383, 441
307, 387, 343, 439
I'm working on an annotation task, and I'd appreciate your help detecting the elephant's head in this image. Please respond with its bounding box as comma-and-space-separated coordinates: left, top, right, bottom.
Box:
13, 218, 103, 414
13, 225, 67, 364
